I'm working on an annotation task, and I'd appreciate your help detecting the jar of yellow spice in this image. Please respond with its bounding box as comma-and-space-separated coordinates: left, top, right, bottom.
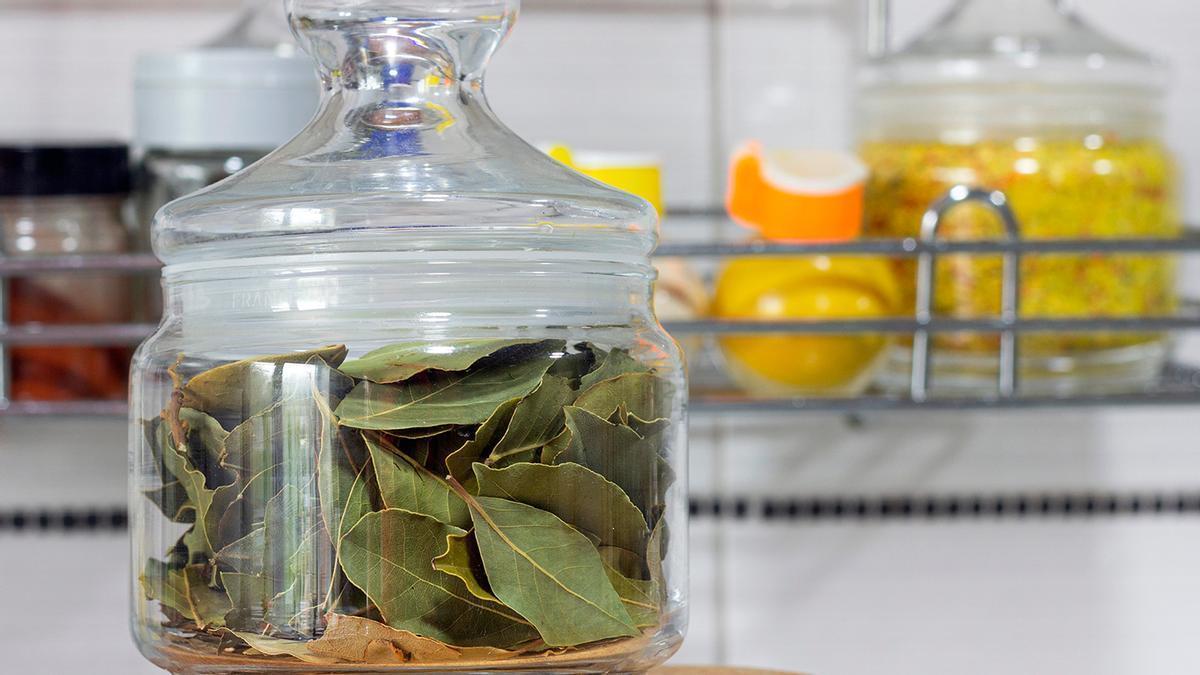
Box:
859, 0, 1180, 394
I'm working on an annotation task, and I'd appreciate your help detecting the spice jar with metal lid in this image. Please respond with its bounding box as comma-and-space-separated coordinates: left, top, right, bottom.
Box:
0, 143, 132, 403
858, 0, 1180, 394
128, 1, 687, 673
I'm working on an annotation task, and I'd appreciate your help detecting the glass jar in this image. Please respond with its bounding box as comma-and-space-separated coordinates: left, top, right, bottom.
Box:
128, 1, 687, 673
0, 144, 133, 402
133, 0, 320, 321
858, 0, 1181, 394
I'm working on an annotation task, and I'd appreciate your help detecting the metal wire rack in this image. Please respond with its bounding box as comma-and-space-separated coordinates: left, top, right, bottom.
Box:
662, 187, 1200, 412
0, 186, 1198, 417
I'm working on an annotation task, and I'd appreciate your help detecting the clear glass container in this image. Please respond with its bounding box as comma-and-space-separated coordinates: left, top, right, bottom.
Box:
0, 144, 133, 402
133, 0, 320, 320
128, 1, 687, 673
858, 0, 1181, 394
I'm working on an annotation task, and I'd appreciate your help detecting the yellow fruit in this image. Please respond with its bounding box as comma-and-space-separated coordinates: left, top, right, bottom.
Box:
713, 256, 898, 395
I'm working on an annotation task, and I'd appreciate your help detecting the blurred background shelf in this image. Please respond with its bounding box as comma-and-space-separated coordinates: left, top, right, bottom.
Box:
6, 365, 1198, 418
689, 363, 1200, 414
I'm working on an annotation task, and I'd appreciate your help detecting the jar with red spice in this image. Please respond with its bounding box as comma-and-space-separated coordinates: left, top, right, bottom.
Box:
0, 144, 133, 402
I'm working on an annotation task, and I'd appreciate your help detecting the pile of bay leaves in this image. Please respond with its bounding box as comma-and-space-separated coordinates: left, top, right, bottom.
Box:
139, 339, 677, 666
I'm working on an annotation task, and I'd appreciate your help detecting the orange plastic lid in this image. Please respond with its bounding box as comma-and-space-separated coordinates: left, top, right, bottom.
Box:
726, 142, 868, 242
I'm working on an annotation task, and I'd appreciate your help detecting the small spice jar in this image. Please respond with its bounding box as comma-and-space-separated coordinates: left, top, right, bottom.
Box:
0, 144, 132, 402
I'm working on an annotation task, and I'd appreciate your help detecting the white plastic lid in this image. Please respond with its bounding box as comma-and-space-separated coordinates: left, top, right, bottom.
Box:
135, 47, 321, 152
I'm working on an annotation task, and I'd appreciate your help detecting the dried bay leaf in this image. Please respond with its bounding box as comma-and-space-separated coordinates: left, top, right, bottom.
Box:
213, 462, 283, 552
366, 434, 471, 529
457, 492, 640, 647
339, 339, 544, 384
484, 375, 574, 469
599, 546, 645, 580
387, 426, 456, 440
574, 372, 673, 425
233, 632, 340, 664
579, 348, 649, 391
335, 352, 558, 431
444, 398, 520, 485
158, 426, 224, 561
473, 462, 649, 579
221, 572, 270, 631
604, 563, 660, 629
339, 508, 538, 648
308, 614, 462, 663
144, 482, 193, 523
141, 560, 232, 630
181, 345, 348, 418
556, 407, 673, 524
546, 343, 598, 382
432, 531, 498, 603
178, 408, 236, 488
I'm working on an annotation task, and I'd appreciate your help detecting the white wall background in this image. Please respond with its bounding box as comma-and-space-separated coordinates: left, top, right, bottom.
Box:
0, 1, 1199, 674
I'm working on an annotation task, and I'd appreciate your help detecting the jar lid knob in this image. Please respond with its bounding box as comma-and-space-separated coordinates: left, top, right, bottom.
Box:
287, 0, 519, 84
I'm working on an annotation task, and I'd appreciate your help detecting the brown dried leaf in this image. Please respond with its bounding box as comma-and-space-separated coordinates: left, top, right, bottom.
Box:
308, 614, 461, 663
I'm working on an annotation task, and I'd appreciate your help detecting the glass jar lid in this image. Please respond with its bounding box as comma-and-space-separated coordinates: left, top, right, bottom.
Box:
152, 0, 655, 270
858, 0, 1169, 141
862, 0, 1164, 90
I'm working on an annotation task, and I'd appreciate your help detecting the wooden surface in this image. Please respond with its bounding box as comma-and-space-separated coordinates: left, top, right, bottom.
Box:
652, 662, 801, 667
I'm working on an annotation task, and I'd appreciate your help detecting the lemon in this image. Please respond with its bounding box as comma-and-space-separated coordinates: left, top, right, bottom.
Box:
713, 256, 899, 395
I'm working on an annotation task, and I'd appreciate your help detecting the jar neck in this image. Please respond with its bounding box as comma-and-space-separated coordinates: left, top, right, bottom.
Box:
950, 0, 1068, 26
162, 255, 654, 329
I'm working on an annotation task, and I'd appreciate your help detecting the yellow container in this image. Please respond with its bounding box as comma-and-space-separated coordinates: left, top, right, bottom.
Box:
548, 146, 664, 215
713, 256, 900, 396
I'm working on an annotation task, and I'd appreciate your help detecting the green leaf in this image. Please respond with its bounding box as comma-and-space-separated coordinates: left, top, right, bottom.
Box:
144, 482, 193, 523
444, 398, 520, 486
604, 563, 660, 629
432, 531, 500, 603
556, 407, 674, 523
599, 546, 645, 581
647, 519, 667, 588
389, 426, 457, 440
213, 462, 284, 552
366, 434, 471, 529
574, 372, 673, 424
484, 375, 574, 469
546, 343, 598, 381
459, 493, 639, 647
141, 560, 232, 629
579, 348, 649, 391
316, 423, 376, 613
158, 427, 223, 561
178, 408, 236, 488
339, 339, 545, 384
339, 508, 538, 648
473, 462, 649, 579
181, 345, 349, 418
215, 527, 266, 576
335, 348, 561, 431
222, 571, 270, 631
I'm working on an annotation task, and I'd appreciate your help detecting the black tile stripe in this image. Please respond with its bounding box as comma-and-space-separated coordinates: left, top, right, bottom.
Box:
3, 494, 1200, 534
691, 493, 1200, 521
0, 508, 126, 533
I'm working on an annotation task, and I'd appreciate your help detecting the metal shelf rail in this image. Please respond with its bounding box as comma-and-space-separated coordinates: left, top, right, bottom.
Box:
1, 186, 1199, 416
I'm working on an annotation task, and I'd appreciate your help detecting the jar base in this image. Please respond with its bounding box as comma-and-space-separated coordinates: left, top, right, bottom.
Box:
145, 628, 683, 675
876, 339, 1170, 396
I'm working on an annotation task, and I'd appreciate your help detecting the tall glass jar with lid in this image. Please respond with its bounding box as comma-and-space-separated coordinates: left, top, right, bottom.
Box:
858, 0, 1180, 393
128, 1, 688, 673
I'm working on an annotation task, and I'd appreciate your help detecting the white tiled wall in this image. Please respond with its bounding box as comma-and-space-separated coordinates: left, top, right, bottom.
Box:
1, 2, 1199, 674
